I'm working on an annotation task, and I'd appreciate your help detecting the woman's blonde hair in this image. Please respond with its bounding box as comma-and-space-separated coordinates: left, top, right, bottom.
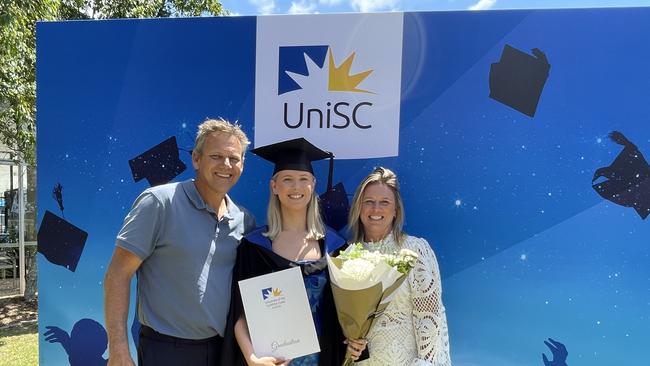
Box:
263, 173, 325, 241
348, 167, 405, 245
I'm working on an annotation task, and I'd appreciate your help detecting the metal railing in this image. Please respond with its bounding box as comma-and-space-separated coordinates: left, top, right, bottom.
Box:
0, 160, 29, 296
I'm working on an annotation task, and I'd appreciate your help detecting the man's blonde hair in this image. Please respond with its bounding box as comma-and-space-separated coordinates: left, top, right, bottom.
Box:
194, 118, 251, 158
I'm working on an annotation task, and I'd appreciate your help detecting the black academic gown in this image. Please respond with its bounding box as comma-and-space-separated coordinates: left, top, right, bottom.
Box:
220, 226, 348, 366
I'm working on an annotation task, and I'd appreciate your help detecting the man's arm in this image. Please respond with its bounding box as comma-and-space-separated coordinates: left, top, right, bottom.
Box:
104, 247, 143, 366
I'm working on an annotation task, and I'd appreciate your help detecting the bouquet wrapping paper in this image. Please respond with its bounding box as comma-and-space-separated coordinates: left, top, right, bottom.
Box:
327, 244, 418, 365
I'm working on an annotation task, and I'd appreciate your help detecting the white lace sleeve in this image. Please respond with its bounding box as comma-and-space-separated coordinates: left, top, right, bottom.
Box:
408, 237, 451, 366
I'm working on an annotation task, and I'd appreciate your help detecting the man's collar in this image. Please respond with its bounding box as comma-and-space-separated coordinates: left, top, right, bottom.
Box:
182, 179, 239, 219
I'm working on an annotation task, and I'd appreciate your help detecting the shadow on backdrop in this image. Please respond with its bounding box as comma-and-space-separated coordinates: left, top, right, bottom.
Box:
44, 318, 108, 366
592, 131, 650, 219
129, 136, 187, 187
489, 44, 550, 117
542, 338, 568, 366
130, 315, 141, 349
38, 183, 88, 273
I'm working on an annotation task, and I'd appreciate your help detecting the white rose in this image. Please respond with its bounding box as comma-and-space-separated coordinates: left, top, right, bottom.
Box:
340, 258, 376, 281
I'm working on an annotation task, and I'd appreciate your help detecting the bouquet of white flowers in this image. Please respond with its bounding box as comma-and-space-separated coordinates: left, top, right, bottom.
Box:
327, 243, 418, 366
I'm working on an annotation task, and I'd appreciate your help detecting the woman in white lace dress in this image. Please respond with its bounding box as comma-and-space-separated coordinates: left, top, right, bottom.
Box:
348, 167, 451, 366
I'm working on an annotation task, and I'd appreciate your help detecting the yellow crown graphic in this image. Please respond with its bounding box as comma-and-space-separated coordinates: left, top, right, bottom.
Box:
272, 288, 282, 296
328, 49, 374, 94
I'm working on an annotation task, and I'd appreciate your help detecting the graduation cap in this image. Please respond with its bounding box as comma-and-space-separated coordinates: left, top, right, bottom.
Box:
489, 45, 550, 117
128, 136, 186, 187
37, 210, 88, 272
252, 138, 350, 230
251, 138, 331, 175
592, 131, 650, 219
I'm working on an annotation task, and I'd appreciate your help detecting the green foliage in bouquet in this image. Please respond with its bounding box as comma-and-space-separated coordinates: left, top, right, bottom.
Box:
338, 243, 418, 274
384, 248, 418, 274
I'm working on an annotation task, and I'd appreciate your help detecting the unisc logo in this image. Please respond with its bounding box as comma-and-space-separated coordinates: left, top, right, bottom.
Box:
261, 287, 285, 309
261, 287, 283, 300
278, 45, 374, 130
255, 13, 403, 159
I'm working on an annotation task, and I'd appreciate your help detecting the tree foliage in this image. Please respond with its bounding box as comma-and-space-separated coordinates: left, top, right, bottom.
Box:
0, 0, 226, 165
59, 0, 227, 19
0, 1, 57, 164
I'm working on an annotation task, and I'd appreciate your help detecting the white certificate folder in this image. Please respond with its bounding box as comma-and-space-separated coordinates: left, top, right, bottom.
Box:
238, 266, 320, 359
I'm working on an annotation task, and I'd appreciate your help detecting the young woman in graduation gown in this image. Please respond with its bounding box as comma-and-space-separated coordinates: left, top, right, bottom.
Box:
220, 138, 366, 366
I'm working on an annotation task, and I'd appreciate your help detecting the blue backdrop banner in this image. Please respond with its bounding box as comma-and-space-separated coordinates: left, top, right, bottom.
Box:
37, 8, 650, 365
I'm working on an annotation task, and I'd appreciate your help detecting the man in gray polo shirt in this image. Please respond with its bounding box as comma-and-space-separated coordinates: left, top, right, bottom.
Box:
104, 118, 255, 366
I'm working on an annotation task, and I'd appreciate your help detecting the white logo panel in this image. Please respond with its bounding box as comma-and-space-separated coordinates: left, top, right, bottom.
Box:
255, 13, 404, 159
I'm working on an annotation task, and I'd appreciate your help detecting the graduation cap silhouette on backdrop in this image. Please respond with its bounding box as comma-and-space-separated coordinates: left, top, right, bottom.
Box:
37, 183, 88, 272
52, 183, 64, 217
592, 131, 650, 219
489, 45, 550, 117
128, 136, 187, 187
251, 138, 350, 230
320, 179, 349, 231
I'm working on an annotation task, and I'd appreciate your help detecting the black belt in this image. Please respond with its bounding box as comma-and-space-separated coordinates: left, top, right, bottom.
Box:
140, 325, 223, 345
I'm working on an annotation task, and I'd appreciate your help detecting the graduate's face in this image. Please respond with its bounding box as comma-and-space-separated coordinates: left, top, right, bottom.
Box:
360, 183, 396, 242
192, 132, 244, 198
271, 170, 315, 211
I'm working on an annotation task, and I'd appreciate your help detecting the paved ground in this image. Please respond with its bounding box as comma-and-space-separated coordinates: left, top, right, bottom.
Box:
0, 296, 38, 329
0, 277, 20, 298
